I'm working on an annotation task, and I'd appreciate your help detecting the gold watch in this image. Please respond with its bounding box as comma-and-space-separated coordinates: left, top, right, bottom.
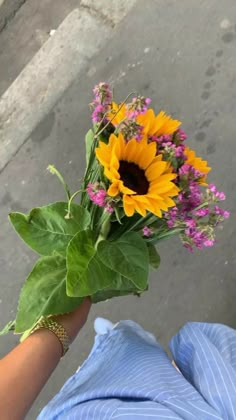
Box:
30, 317, 70, 356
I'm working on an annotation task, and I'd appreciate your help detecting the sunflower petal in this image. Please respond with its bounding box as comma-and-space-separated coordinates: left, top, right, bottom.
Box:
123, 195, 135, 217
137, 141, 157, 169
132, 199, 147, 216
124, 138, 138, 162
120, 182, 136, 195
146, 161, 167, 181
107, 181, 120, 197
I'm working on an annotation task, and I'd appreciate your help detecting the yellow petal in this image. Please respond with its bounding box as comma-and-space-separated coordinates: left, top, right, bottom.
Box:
95, 147, 110, 167
149, 182, 177, 195
145, 161, 167, 181
146, 198, 162, 218
124, 138, 138, 162
120, 181, 136, 195
123, 195, 135, 216
107, 181, 120, 197
110, 152, 119, 171
162, 196, 176, 207
137, 141, 156, 169
137, 109, 155, 134
104, 167, 117, 181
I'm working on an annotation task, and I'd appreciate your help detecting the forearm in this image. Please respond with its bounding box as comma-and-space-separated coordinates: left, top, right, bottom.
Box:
0, 329, 62, 420
0, 298, 91, 420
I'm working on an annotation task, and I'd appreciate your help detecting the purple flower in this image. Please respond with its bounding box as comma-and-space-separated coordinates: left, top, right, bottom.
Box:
208, 184, 226, 201
179, 164, 203, 180
142, 226, 152, 237
193, 207, 210, 217
127, 96, 151, 118
87, 183, 113, 212
203, 239, 215, 247
105, 204, 114, 213
185, 218, 197, 228
175, 145, 185, 158
178, 129, 187, 141
92, 104, 105, 123
91, 82, 112, 123
214, 206, 230, 219
93, 82, 112, 105
120, 120, 143, 142
179, 164, 191, 176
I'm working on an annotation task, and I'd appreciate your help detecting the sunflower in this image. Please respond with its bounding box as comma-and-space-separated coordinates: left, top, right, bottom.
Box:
184, 146, 211, 185
137, 109, 181, 137
95, 133, 179, 217
108, 102, 181, 138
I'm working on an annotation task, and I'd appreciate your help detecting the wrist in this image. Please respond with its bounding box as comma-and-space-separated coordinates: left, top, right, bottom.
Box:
30, 317, 70, 356
53, 297, 92, 342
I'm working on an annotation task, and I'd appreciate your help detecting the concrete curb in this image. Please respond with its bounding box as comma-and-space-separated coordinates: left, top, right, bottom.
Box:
0, 0, 137, 172
0, 0, 25, 32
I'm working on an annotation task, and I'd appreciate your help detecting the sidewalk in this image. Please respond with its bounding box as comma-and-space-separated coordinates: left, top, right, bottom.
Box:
0, 1, 236, 418
0, 0, 81, 96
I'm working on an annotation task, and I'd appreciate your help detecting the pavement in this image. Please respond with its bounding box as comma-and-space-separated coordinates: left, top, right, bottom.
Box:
0, 0, 82, 96
0, 0, 236, 418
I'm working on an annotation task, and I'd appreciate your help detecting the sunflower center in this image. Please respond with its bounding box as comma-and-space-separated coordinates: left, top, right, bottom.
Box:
118, 160, 149, 195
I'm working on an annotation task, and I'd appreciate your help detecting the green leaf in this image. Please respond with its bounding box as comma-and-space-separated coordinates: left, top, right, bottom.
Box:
0, 320, 16, 336
9, 202, 90, 256
147, 244, 161, 269
85, 129, 95, 166
97, 232, 149, 290
15, 254, 83, 333
92, 287, 136, 303
66, 230, 115, 297
91, 273, 144, 303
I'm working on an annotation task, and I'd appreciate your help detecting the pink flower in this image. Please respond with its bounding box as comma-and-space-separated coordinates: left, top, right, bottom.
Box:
92, 104, 105, 123
91, 82, 112, 123
142, 226, 152, 237
208, 184, 226, 201
204, 239, 215, 247
127, 96, 151, 118
87, 183, 113, 213
193, 208, 209, 217
105, 204, 114, 213
178, 129, 187, 141
185, 218, 197, 228
214, 206, 230, 219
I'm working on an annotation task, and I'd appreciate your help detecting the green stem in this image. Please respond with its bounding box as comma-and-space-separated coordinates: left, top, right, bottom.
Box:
65, 189, 83, 219
47, 165, 71, 200
94, 211, 112, 241
126, 213, 156, 233
94, 92, 136, 139
146, 228, 184, 244
193, 201, 209, 212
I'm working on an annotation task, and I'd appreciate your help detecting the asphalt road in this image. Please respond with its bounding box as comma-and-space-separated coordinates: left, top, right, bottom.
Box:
0, 0, 236, 417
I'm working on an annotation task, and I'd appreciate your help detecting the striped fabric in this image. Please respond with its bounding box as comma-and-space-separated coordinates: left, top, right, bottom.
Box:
38, 321, 236, 419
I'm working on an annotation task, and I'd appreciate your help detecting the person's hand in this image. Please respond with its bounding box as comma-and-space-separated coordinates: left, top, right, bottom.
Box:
53, 297, 92, 342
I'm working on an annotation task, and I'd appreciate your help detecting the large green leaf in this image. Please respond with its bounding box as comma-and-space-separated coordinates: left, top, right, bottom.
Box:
15, 254, 83, 333
92, 287, 137, 303
85, 129, 95, 166
91, 273, 145, 303
9, 202, 90, 256
66, 230, 115, 297
147, 244, 161, 269
97, 232, 149, 290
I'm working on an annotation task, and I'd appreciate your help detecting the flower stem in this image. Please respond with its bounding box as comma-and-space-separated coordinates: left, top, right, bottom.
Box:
47, 165, 71, 200
65, 189, 83, 219
193, 201, 209, 212
94, 92, 136, 139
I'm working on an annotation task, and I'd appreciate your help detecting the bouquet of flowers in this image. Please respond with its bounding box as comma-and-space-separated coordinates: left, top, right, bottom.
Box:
1, 82, 229, 337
